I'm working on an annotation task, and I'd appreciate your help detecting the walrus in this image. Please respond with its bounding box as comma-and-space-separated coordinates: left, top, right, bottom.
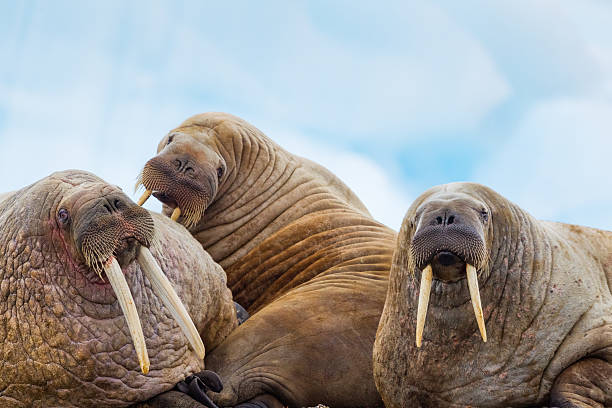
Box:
373, 182, 612, 407
0, 170, 237, 407
136, 112, 396, 407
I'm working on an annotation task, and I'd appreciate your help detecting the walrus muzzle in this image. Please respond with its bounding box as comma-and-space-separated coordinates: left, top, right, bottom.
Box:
410, 223, 488, 347
78, 202, 205, 374
136, 155, 216, 228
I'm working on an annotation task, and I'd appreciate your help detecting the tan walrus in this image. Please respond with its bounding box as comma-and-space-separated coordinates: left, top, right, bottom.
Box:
137, 112, 396, 407
0, 170, 237, 407
373, 182, 612, 407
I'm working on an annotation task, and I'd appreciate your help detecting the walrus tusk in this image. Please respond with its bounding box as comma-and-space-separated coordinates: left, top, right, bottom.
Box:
103, 257, 150, 374
170, 207, 181, 221
137, 247, 205, 360
137, 189, 152, 206
415, 264, 433, 348
466, 263, 487, 342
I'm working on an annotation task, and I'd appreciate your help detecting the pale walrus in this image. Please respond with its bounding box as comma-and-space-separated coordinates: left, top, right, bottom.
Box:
137, 112, 396, 407
0, 170, 237, 407
373, 182, 612, 407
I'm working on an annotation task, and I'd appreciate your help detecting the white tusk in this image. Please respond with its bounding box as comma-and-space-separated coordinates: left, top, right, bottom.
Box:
170, 207, 181, 221
137, 189, 152, 206
137, 247, 205, 360
415, 264, 433, 348
103, 257, 150, 374
466, 264, 487, 342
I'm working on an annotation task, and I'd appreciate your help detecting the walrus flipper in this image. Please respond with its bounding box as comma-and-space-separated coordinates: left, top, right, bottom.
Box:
169, 370, 224, 408
143, 371, 224, 408
550, 357, 612, 407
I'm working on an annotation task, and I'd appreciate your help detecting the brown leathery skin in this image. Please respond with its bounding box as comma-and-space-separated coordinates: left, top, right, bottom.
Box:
0, 170, 237, 407
140, 112, 396, 407
550, 358, 612, 407
373, 182, 612, 407
206, 210, 394, 407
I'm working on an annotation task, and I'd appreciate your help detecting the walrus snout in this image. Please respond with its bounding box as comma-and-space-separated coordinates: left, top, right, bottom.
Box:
411, 223, 486, 275
137, 154, 216, 228
74, 195, 154, 274
411, 199, 490, 347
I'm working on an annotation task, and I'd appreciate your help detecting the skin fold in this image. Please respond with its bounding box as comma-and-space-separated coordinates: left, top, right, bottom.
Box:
373, 182, 612, 408
138, 112, 397, 407
0, 170, 237, 407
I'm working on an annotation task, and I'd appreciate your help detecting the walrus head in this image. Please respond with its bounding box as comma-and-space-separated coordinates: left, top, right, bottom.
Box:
402, 183, 495, 347
59, 173, 205, 370
136, 123, 227, 229
0, 170, 210, 406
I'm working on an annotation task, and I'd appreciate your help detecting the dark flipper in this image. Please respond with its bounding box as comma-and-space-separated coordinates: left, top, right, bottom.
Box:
139, 370, 224, 408
235, 301, 250, 325
174, 370, 224, 408
235, 394, 285, 408
550, 358, 612, 408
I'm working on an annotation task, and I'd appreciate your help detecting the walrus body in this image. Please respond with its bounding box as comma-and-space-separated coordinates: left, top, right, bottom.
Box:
0, 171, 237, 407
373, 182, 612, 407
138, 113, 396, 407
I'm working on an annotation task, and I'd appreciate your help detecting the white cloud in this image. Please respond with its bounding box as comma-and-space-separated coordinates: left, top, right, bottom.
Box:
439, 0, 606, 98
585, 45, 612, 98
475, 98, 612, 230
11, 1, 508, 141
0, 83, 183, 216
236, 1, 511, 138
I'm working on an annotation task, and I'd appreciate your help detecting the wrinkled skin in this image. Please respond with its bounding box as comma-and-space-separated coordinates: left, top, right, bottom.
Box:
0, 170, 236, 407
139, 112, 396, 407
373, 182, 612, 407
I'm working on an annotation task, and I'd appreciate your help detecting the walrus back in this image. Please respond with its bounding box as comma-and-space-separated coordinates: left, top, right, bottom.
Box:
297, 155, 372, 217
0, 191, 14, 205
542, 220, 612, 293
226, 207, 396, 312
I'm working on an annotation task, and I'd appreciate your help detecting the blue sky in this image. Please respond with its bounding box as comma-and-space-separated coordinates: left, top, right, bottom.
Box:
1, 1, 611, 231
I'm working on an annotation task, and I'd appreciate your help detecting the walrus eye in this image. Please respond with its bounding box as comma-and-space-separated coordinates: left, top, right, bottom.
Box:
57, 208, 70, 225
217, 166, 224, 180
480, 209, 489, 222
167, 134, 174, 145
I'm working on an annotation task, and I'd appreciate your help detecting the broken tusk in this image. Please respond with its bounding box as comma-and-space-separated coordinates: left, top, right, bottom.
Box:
137, 247, 205, 360
415, 264, 433, 348
170, 207, 181, 221
103, 257, 150, 374
137, 189, 152, 206
466, 264, 487, 342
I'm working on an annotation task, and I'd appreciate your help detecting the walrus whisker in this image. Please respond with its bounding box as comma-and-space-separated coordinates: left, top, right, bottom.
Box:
466, 263, 487, 342
103, 257, 150, 374
137, 247, 205, 360
415, 264, 433, 347
137, 189, 152, 206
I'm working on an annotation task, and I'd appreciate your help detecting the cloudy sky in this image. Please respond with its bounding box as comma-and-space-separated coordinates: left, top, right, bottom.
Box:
1, 1, 611, 231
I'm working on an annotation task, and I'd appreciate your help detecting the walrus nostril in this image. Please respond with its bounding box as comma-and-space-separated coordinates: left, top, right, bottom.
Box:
436, 216, 443, 225
448, 215, 455, 224
101, 196, 131, 213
